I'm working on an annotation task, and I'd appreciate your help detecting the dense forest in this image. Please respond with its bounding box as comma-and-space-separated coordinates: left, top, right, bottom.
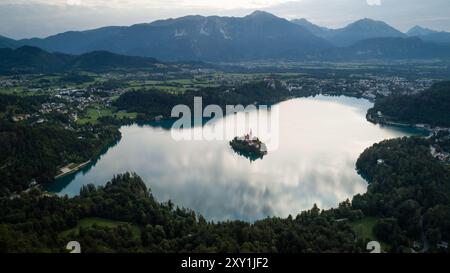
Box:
0, 120, 120, 195
355, 137, 450, 249
368, 81, 450, 127
0, 173, 366, 253
114, 81, 300, 120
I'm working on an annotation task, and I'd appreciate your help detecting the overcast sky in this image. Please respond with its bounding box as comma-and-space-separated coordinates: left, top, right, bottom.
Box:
2, 0, 450, 39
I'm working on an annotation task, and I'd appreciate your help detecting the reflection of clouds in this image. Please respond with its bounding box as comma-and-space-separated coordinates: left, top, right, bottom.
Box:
367, 0, 381, 6
53, 96, 416, 221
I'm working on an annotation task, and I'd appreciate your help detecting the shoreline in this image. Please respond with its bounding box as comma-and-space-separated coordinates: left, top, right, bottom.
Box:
54, 160, 91, 180
365, 113, 444, 135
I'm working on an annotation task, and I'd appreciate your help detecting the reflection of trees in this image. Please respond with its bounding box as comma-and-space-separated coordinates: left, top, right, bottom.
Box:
230, 145, 265, 162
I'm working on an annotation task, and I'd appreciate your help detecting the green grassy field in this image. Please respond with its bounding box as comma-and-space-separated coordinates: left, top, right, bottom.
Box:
125, 76, 228, 93
60, 217, 141, 239
77, 107, 137, 125
0, 87, 29, 95
350, 217, 378, 241
0, 87, 19, 95
114, 110, 138, 119
350, 217, 394, 252
77, 107, 110, 124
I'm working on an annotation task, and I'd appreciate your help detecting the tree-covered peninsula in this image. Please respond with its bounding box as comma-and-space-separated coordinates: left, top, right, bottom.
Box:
368, 81, 450, 127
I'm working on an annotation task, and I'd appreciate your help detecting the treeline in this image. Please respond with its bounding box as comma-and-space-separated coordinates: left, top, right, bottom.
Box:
114, 81, 295, 120
355, 137, 450, 250
368, 81, 450, 127
0, 173, 366, 253
0, 94, 43, 115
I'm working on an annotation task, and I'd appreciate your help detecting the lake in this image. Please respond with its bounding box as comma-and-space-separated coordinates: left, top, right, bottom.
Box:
46, 95, 423, 221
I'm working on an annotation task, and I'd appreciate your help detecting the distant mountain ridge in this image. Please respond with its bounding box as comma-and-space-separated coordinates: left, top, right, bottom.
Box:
320, 37, 450, 60
406, 25, 450, 45
0, 46, 161, 74
19, 26, 127, 55
13, 11, 331, 61
328, 18, 406, 47
407, 26, 436, 37
292, 18, 406, 47
0, 35, 19, 49
1, 11, 450, 62
290, 18, 333, 39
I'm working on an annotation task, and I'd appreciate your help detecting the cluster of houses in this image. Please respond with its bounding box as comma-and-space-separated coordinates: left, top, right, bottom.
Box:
413, 240, 448, 252
11, 113, 45, 124
50, 87, 126, 119
11, 86, 123, 125
284, 76, 434, 99
0, 78, 24, 87
430, 131, 450, 164
432, 149, 450, 163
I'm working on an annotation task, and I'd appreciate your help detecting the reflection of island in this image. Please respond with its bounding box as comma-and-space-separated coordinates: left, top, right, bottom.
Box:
230, 131, 267, 162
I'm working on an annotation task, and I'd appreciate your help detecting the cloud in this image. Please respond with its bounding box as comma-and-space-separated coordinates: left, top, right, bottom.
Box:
367, 0, 381, 6
9, 0, 299, 10
66, 0, 82, 6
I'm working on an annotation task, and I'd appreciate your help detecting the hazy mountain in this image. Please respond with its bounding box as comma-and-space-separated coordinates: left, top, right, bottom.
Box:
18, 11, 331, 61
328, 18, 406, 47
3, 13, 450, 62
407, 26, 450, 45
421, 32, 450, 45
0, 46, 71, 73
321, 37, 450, 60
290, 18, 333, 39
0, 46, 160, 74
0, 35, 18, 49
20, 26, 127, 55
407, 26, 436, 37
291, 18, 407, 47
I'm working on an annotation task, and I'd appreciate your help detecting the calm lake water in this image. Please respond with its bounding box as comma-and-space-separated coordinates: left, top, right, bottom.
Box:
46, 95, 422, 221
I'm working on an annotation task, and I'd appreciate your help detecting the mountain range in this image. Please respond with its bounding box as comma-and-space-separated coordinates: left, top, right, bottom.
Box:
406, 25, 450, 45
0, 46, 161, 74
15, 11, 331, 62
0, 35, 19, 49
292, 18, 406, 47
1, 11, 450, 62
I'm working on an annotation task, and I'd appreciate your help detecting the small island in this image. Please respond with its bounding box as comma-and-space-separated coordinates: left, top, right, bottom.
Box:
229, 131, 268, 161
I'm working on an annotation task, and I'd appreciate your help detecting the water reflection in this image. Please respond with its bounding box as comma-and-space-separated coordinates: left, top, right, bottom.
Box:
46, 96, 422, 221
229, 146, 266, 162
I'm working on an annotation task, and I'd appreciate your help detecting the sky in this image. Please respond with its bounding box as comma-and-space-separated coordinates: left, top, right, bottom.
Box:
1, 0, 450, 39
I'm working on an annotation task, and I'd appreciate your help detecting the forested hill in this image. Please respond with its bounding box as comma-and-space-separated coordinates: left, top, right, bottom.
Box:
355, 137, 450, 249
114, 81, 302, 120
0, 172, 366, 253
0, 46, 162, 74
368, 81, 450, 127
